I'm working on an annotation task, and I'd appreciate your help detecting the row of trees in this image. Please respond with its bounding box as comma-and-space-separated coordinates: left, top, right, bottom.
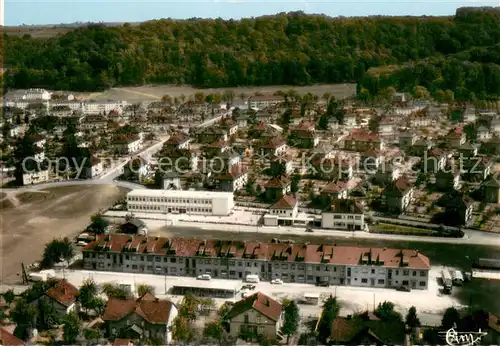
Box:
3, 8, 500, 97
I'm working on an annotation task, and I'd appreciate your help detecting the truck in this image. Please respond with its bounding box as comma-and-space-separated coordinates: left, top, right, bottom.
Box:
450, 270, 464, 286
441, 269, 453, 293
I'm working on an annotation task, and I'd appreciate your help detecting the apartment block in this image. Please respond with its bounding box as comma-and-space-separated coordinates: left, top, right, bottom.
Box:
126, 189, 234, 216
82, 235, 431, 290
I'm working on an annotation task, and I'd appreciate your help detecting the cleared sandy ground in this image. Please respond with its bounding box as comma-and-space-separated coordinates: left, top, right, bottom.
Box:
87, 84, 357, 102
0, 185, 128, 284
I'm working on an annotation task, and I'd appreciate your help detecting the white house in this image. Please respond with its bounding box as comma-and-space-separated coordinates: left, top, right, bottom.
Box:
322, 199, 365, 231
42, 279, 79, 317
113, 136, 143, 154
23, 88, 52, 101
263, 195, 302, 226
247, 95, 285, 110
85, 157, 104, 179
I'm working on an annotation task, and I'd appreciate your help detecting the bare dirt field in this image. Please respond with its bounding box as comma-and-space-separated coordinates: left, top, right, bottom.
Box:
87, 84, 357, 102
0, 185, 128, 284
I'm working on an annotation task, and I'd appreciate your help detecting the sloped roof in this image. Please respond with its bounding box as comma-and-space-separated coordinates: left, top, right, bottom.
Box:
46, 279, 79, 307
103, 295, 175, 324
225, 292, 282, 322
270, 195, 298, 210
0, 327, 24, 346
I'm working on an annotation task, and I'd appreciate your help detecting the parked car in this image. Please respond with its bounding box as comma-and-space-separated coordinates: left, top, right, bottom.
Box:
197, 274, 211, 281
242, 284, 256, 290
305, 227, 314, 233
396, 286, 411, 292
271, 279, 283, 285
316, 281, 330, 287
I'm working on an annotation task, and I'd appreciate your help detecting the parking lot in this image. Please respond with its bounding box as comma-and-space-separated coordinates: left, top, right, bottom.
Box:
55, 266, 462, 326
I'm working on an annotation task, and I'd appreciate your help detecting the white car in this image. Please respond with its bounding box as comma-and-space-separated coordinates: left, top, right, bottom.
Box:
197, 274, 211, 281
271, 279, 283, 285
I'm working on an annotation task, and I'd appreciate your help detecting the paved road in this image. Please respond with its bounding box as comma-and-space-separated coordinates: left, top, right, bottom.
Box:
1, 139, 166, 194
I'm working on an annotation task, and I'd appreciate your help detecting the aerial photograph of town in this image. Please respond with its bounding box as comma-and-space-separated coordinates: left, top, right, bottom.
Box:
0, 1, 500, 345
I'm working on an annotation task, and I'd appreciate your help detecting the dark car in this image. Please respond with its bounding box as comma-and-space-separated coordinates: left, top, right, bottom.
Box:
396, 286, 411, 292
242, 284, 256, 290
316, 281, 330, 287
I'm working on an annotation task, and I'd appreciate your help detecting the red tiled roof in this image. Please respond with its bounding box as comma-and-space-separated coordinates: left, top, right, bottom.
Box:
345, 130, 380, 142
103, 295, 175, 324
113, 339, 132, 346
46, 279, 79, 307
83, 235, 431, 269
206, 140, 229, 148
166, 132, 189, 145
270, 195, 297, 209
447, 126, 464, 138
260, 137, 286, 149
266, 176, 290, 189
0, 327, 24, 346
322, 181, 347, 193
226, 292, 282, 321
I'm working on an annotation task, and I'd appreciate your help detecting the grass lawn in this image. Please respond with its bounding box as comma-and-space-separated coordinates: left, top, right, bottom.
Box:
374, 223, 434, 236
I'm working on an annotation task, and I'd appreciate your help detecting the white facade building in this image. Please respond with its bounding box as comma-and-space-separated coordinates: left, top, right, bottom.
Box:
127, 189, 234, 216
22, 169, 50, 185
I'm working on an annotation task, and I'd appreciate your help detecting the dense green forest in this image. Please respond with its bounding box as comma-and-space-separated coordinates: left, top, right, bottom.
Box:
3, 7, 500, 99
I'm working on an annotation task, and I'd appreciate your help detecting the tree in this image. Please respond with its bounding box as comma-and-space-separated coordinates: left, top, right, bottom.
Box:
137, 283, 155, 297
88, 212, 109, 234
194, 92, 205, 101
101, 283, 128, 299
204, 321, 222, 340
280, 108, 292, 128
291, 174, 301, 194
37, 297, 60, 330
172, 316, 195, 343
442, 307, 461, 330
317, 296, 339, 342
245, 179, 255, 196
83, 328, 101, 342
179, 293, 199, 321
413, 85, 430, 99
78, 279, 99, 313
405, 306, 421, 328
3, 289, 15, 304
161, 94, 173, 104
11, 298, 37, 340
282, 299, 300, 344
63, 312, 80, 345
322, 92, 331, 102
41, 238, 74, 268
375, 301, 402, 322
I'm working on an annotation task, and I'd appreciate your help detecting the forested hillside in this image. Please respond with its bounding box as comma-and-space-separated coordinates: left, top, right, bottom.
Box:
3, 7, 500, 99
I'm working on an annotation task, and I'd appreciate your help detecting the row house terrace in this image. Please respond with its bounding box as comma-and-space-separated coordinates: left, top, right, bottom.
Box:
82, 235, 431, 289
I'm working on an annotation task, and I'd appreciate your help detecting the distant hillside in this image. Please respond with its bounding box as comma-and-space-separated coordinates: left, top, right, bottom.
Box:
3, 7, 500, 100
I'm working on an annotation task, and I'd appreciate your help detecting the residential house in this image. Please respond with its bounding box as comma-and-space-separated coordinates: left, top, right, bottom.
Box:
359, 149, 381, 172
204, 140, 230, 158
310, 157, 354, 181
123, 157, 150, 181
225, 292, 283, 341
0, 327, 24, 346
264, 195, 299, 226
382, 177, 414, 213
164, 132, 191, 150
257, 137, 287, 158
329, 312, 406, 346
464, 107, 476, 123
219, 118, 238, 137
113, 339, 134, 346
235, 113, 249, 127
219, 149, 241, 171
373, 163, 401, 185
344, 112, 358, 129
265, 176, 291, 201
462, 157, 492, 181
446, 127, 467, 148
392, 92, 407, 104
458, 143, 479, 158
113, 135, 142, 155
247, 95, 285, 110
321, 181, 349, 200
322, 199, 365, 231
196, 127, 228, 144
398, 131, 417, 151
435, 170, 460, 191
103, 294, 178, 344
290, 109, 303, 125
411, 139, 433, 156
81, 114, 109, 130
161, 171, 181, 190
491, 118, 500, 135
425, 148, 447, 174
270, 155, 294, 176
377, 117, 394, 137
343, 130, 383, 152
483, 176, 500, 204
311, 144, 336, 161
477, 126, 492, 141
121, 219, 148, 236
215, 164, 248, 192
42, 279, 79, 317
444, 195, 474, 225
288, 121, 319, 148
84, 157, 104, 179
